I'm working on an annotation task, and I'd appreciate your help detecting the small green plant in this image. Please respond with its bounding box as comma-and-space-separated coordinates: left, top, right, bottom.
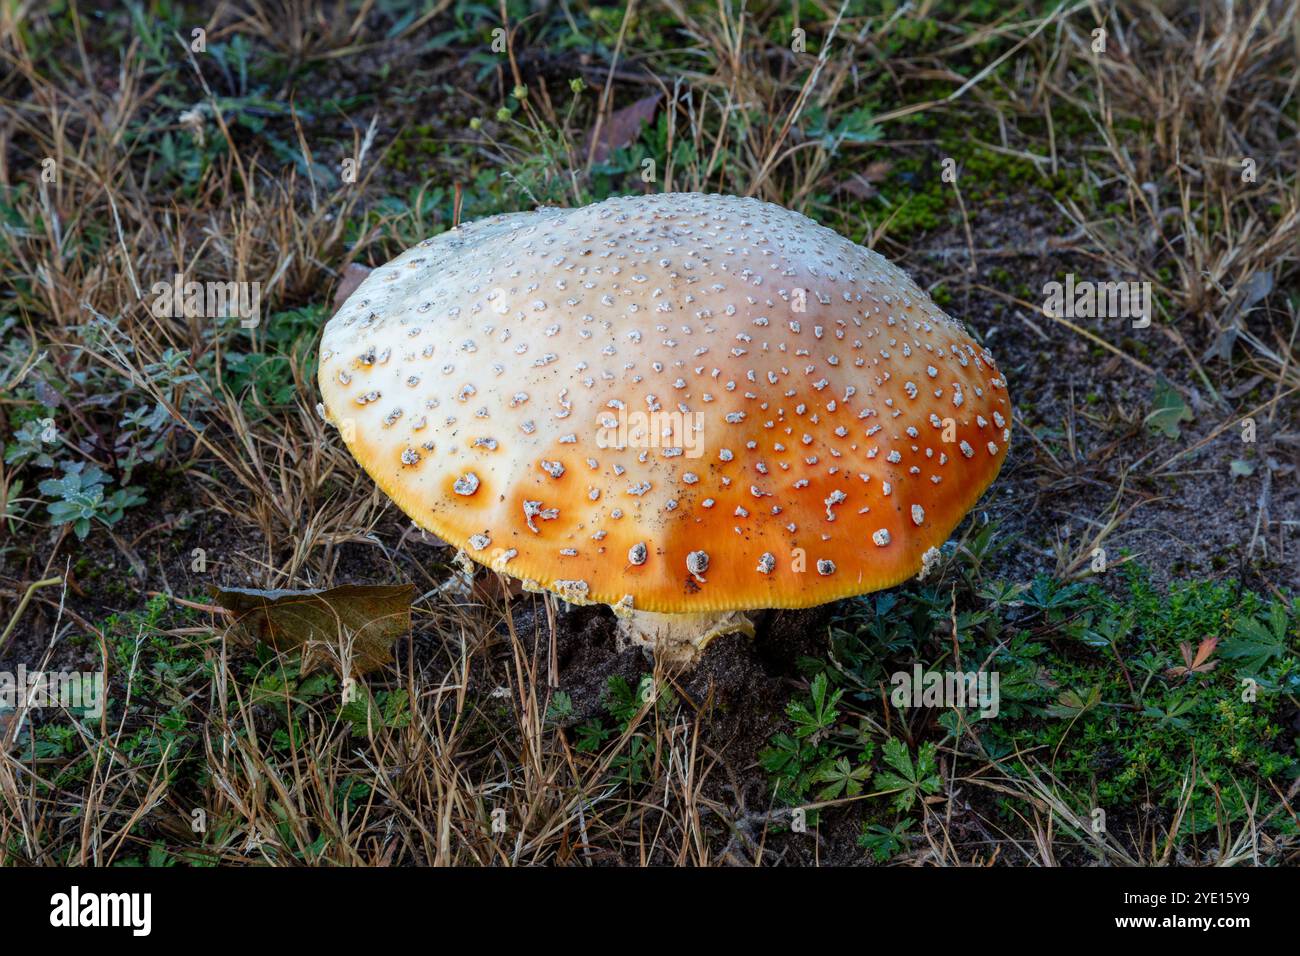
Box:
4, 416, 58, 469
812, 753, 874, 800
545, 691, 574, 724
38, 461, 145, 540
1220, 602, 1292, 674
858, 818, 914, 863
873, 738, 942, 813
603, 674, 645, 726
787, 672, 842, 740
603, 674, 677, 726
567, 675, 679, 788
341, 688, 412, 733
760, 673, 873, 806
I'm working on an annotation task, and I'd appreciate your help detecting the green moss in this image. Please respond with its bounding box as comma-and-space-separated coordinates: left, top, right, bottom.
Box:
862, 103, 1094, 242
387, 123, 444, 175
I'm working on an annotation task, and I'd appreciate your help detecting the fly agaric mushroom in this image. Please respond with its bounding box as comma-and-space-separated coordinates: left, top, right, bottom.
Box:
319, 193, 1011, 662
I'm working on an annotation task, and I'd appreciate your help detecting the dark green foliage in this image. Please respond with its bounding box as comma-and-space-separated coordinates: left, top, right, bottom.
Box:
764, 541, 1299, 860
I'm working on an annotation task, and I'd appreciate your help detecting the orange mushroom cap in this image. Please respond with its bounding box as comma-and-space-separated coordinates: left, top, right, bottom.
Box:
319, 193, 1011, 614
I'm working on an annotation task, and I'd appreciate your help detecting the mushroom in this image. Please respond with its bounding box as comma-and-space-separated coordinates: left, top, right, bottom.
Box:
318, 193, 1011, 663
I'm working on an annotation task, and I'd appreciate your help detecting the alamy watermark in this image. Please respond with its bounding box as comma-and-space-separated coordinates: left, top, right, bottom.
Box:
50, 886, 151, 936
596, 405, 705, 459
890, 664, 1000, 718
149, 273, 261, 328
1042, 273, 1151, 328
1, 666, 104, 719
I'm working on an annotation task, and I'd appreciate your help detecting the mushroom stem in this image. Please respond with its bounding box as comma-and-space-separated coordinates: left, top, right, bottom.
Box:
616, 609, 755, 664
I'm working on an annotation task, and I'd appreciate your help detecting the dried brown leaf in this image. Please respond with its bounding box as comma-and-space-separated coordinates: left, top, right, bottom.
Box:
213, 583, 415, 676
333, 264, 373, 315
1166, 635, 1219, 678
834, 161, 892, 200
588, 93, 662, 164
